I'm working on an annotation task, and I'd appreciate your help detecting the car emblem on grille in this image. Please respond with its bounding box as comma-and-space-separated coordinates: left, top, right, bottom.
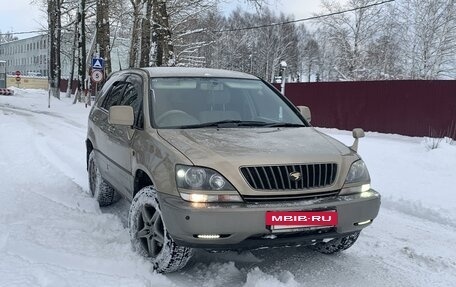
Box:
289, 171, 302, 182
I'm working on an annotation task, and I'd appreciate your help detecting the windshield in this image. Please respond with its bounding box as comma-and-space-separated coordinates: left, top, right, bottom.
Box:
150, 77, 306, 129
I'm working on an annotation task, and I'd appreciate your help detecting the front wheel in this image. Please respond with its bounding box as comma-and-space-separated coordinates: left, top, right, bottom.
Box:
311, 231, 360, 254
128, 186, 193, 273
88, 150, 119, 206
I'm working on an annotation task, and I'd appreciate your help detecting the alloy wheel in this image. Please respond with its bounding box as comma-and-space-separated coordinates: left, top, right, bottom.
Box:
137, 204, 165, 257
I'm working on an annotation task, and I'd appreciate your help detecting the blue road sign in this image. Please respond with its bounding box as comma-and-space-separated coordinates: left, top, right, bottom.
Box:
92, 58, 104, 70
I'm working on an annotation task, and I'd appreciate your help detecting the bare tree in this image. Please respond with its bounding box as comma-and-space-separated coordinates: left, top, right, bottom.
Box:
298, 26, 320, 82
397, 0, 456, 79
129, 0, 143, 67
48, 0, 62, 99
96, 0, 112, 74
152, 0, 175, 66
74, 0, 87, 104
66, 20, 78, 98
316, 0, 384, 80
140, 0, 153, 67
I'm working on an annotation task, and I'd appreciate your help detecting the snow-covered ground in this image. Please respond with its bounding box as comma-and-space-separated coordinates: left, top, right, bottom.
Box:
0, 88, 455, 287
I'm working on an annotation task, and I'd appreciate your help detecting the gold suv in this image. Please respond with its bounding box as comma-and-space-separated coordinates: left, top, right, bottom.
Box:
86, 67, 381, 273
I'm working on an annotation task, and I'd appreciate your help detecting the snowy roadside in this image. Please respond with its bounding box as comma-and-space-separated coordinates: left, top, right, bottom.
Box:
0, 89, 455, 286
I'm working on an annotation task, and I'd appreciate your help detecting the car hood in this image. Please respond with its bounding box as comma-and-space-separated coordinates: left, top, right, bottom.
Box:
158, 127, 351, 167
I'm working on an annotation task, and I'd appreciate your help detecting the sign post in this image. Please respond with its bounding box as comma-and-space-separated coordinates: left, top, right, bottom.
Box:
15, 71, 21, 88
90, 57, 105, 107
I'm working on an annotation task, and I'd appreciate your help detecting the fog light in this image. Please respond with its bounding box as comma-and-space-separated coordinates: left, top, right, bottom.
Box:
197, 234, 220, 239
354, 219, 372, 226
339, 184, 371, 196
186, 193, 208, 203
180, 192, 243, 203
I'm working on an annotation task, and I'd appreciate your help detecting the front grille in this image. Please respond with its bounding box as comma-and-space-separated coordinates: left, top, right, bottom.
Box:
240, 163, 337, 190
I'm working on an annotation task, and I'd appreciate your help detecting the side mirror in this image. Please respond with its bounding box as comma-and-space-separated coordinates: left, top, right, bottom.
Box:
108, 106, 134, 126
351, 128, 365, 152
297, 105, 311, 123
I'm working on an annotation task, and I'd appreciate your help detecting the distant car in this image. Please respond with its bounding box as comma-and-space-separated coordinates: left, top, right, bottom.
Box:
86, 67, 381, 273
26, 72, 42, 77
0, 88, 14, 96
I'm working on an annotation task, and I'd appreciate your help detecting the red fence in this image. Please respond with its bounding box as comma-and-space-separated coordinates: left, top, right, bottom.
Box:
279, 81, 456, 139
60, 79, 79, 94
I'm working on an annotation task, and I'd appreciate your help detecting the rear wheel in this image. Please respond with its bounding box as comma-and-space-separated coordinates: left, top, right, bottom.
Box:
311, 231, 360, 254
129, 186, 193, 273
88, 150, 119, 206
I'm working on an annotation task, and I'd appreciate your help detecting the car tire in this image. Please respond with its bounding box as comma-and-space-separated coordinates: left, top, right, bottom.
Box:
129, 186, 193, 273
311, 231, 360, 254
88, 150, 120, 206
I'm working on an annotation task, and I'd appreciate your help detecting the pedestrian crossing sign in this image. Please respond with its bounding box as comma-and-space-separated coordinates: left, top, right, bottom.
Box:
92, 58, 104, 70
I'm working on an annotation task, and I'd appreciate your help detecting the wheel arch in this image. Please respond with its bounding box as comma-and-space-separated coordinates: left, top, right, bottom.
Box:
134, 168, 155, 198
86, 139, 94, 170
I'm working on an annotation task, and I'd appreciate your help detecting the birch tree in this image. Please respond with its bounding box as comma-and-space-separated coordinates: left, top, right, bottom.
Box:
397, 0, 456, 79
316, 0, 384, 80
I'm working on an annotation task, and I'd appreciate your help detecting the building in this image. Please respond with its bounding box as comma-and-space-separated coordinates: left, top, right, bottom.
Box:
0, 33, 129, 83
0, 34, 49, 77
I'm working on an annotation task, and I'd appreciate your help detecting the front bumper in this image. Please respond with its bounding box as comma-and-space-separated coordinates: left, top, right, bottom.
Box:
159, 190, 380, 250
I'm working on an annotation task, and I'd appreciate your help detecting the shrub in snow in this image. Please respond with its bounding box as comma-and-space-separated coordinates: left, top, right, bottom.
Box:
423, 125, 456, 150
424, 137, 443, 150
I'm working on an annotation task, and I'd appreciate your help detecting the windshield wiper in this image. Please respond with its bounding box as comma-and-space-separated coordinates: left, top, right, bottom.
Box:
180, 120, 271, 129
263, 122, 306, 128
179, 120, 306, 129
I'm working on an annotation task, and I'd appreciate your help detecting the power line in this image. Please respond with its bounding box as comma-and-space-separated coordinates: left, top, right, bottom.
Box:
1, 0, 395, 37
211, 0, 395, 33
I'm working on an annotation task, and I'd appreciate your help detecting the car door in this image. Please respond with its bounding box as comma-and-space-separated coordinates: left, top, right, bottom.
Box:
90, 74, 127, 187
102, 73, 145, 197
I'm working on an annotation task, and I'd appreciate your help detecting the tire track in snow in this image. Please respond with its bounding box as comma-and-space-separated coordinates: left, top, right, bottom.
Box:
381, 197, 456, 229
1, 105, 89, 192
0, 103, 86, 129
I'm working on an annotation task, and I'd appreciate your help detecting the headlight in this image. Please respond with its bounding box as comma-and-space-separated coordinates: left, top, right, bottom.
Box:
176, 165, 235, 190
345, 160, 370, 184
176, 165, 242, 203
340, 160, 371, 196
185, 167, 206, 188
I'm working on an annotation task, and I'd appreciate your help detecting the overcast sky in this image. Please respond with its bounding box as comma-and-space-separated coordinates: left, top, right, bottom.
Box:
0, 0, 324, 39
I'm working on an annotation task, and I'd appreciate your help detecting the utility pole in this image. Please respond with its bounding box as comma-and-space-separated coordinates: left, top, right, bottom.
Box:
280, 60, 287, 95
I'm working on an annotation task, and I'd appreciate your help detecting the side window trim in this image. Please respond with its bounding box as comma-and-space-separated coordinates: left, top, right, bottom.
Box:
97, 74, 128, 112
96, 71, 146, 128
100, 80, 128, 112
123, 73, 145, 129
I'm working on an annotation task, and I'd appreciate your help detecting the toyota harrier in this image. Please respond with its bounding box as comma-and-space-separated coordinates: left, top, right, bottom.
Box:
86, 67, 381, 272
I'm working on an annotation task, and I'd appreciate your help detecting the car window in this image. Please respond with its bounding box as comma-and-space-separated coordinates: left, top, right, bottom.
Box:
97, 74, 126, 107
245, 87, 298, 123
150, 78, 304, 128
101, 81, 127, 111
